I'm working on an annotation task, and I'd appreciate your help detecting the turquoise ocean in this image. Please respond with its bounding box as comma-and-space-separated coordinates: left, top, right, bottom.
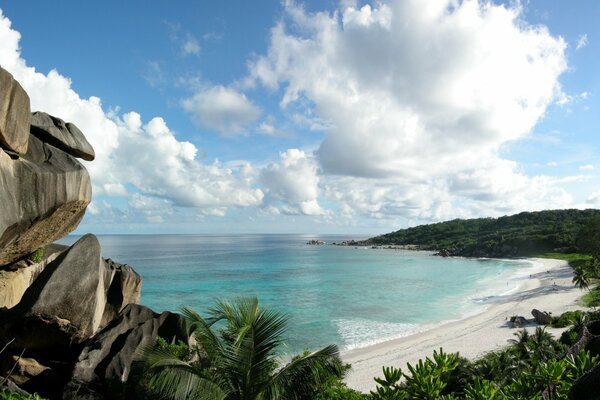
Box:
61, 234, 535, 353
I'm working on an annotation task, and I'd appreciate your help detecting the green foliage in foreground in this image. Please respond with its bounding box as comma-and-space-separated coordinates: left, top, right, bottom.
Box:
0, 389, 44, 400
369, 209, 600, 257
143, 297, 343, 400
142, 302, 600, 400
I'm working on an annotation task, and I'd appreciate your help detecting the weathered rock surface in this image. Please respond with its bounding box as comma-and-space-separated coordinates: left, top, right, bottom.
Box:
0, 134, 92, 266
0, 244, 67, 309
1, 355, 64, 399
569, 362, 600, 400
30, 112, 95, 161
531, 309, 553, 325
1, 234, 141, 351
1, 356, 53, 386
509, 315, 528, 328
0, 67, 30, 155
568, 320, 600, 357
64, 304, 189, 400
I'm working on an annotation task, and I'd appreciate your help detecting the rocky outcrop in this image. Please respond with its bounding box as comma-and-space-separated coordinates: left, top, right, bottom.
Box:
568, 321, 600, 358
0, 133, 92, 266
509, 315, 528, 328
0, 65, 191, 400
0, 68, 30, 155
30, 112, 95, 161
1, 235, 141, 351
1, 355, 64, 399
0, 244, 67, 309
64, 304, 189, 400
531, 309, 553, 325
569, 362, 600, 400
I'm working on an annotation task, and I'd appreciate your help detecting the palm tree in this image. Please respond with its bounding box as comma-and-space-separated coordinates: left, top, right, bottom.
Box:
572, 266, 591, 291
144, 297, 342, 400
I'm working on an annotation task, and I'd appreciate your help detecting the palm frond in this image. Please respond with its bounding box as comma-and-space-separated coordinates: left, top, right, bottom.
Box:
148, 366, 226, 400
266, 344, 342, 399
181, 306, 224, 363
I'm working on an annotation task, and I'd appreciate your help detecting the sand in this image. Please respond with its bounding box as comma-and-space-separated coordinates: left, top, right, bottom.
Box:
343, 258, 586, 392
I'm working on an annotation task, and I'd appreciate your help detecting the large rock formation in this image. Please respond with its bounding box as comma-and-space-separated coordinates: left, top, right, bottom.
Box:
1, 234, 141, 350
30, 111, 95, 161
64, 304, 190, 400
0, 133, 92, 266
0, 244, 66, 309
0, 68, 30, 155
0, 65, 192, 400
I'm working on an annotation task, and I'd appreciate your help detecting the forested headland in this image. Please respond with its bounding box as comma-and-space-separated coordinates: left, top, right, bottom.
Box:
368, 209, 600, 258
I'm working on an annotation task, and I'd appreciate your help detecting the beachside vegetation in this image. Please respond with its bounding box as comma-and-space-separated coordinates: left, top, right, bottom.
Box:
318, 323, 600, 399
139, 298, 600, 400
143, 297, 343, 400
369, 209, 600, 257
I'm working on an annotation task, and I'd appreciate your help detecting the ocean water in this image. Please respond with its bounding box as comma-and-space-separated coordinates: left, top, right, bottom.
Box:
60, 234, 534, 353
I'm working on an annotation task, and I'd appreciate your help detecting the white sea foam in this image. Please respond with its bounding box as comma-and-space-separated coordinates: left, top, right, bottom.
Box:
335, 318, 422, 350
336, 258, 544, 351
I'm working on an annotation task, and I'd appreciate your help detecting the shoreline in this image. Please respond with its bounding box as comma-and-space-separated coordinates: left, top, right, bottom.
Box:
342, 257, 585, 392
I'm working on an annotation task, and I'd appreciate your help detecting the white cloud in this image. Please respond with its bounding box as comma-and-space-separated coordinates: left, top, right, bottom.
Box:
245, 0, 572, 220
576, 34, 588, 50
250, 0, 568, 179
182, 34, 201, 55
0, 9, 263, 224
579, 164, 594, 171
260, 149, 328, 215
587, 190, 600, 206
0, 3, 581, 229
181, 85, 261, 135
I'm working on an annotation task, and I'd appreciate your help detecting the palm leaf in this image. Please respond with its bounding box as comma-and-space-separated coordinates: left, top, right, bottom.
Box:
266, 344, 342, 399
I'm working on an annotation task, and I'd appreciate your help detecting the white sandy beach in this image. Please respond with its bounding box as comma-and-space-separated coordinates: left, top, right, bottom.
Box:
343, 258, 586, 392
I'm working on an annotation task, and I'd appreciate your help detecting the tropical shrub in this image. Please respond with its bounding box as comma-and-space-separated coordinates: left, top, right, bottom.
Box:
144, 297, 343, 400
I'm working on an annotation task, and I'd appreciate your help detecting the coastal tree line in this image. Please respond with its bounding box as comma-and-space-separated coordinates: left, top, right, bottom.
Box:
369, 209, 600, 258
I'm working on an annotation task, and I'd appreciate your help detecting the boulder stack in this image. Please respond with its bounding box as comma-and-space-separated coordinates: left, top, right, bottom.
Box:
0, 66, 190, 399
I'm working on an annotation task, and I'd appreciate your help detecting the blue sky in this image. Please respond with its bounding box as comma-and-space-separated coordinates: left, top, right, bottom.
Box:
0, 0, 598, 234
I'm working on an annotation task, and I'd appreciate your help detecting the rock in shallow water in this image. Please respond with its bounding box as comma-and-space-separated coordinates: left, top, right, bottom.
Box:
0, 134, 92, 266
0, 67, 30, 155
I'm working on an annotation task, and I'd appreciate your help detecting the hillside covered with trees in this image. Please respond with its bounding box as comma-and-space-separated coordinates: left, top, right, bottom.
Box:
369, 209, 600, 257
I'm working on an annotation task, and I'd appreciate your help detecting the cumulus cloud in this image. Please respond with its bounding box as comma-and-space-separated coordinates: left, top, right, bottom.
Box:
260, 149, 328, 215
0, 9, 263, 223
250, 0, 567, 178
181, 85, 261, 135
579, 164, 594, 171
246, 0, 573, 220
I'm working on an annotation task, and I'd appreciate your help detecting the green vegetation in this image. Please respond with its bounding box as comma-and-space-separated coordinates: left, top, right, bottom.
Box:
369, 209, 600, 257
0, 389, 44, 400
581, 287, 600, 307
143, 297, 342, 400
140, 300, 600, 400
26, 248, 44, 263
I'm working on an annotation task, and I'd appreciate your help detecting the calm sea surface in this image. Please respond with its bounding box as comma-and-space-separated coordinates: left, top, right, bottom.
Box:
61, 234, 533, 353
